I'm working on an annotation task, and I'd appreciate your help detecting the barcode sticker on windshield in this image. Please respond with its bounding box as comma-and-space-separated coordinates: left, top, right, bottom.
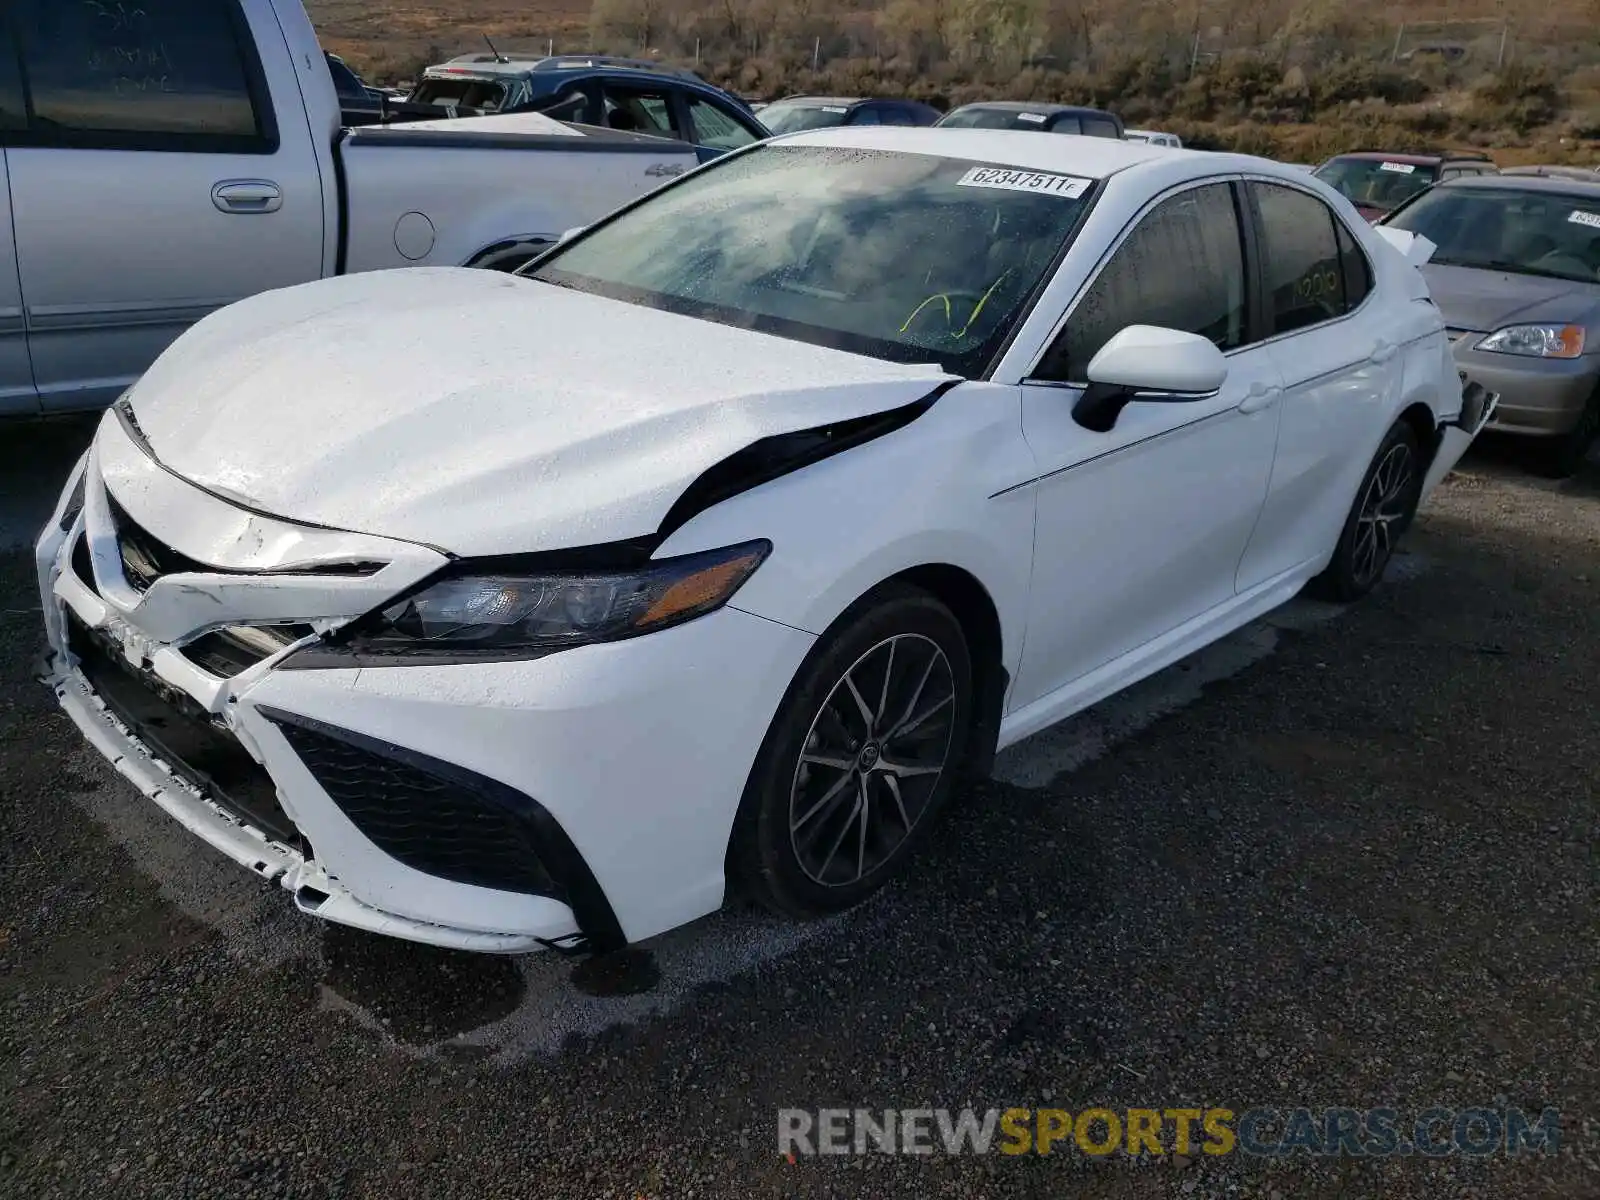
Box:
957, 167, 1091, 198
1568, 209, 1600, 229
1379, 161, 1416, 174
1017, 112, 1048, 123
822, 106, 849, 113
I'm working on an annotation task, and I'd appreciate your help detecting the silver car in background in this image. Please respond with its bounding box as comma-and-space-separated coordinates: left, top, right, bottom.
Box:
1382, 175, 1600, 475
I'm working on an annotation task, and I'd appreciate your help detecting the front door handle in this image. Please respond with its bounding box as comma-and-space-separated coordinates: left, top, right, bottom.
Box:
1237, 383, 1282, 415
212, 179, 283, 214
1369, 339, 1397, 364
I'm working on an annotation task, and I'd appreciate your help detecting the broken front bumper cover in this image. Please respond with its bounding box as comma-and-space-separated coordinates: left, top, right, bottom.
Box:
1420, 376, 1499, 504
42, 651, 577, 954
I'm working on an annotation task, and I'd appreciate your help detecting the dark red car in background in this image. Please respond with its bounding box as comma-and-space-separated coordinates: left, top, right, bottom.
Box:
1313, 150, 1499, 221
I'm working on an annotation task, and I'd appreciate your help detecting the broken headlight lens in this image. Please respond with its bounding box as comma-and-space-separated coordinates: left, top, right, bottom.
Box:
327, 540, 771, 663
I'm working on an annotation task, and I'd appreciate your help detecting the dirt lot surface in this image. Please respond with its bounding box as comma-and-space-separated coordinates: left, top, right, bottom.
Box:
1, 417, 1596, 1198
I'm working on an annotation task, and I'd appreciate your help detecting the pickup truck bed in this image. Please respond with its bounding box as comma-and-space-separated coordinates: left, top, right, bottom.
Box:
338, 117, 693, 275
0, 0, 699, 417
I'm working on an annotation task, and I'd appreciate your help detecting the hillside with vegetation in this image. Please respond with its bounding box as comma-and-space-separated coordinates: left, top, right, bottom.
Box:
309, 0, 1600, 163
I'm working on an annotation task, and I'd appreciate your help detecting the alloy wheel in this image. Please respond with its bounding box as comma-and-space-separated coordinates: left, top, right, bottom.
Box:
1351, 442, 1414, 589
788, 633, 957, 888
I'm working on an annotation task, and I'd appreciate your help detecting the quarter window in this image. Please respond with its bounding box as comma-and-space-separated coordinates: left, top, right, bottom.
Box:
1081, 116, 1120, 138
1048, 115, 1082, 135
1034, 182, 1248, 383
685, 96, 758, 150
1335, 220, 1372, 309
10, 0, 273, 149
1253, 182, 1361, 333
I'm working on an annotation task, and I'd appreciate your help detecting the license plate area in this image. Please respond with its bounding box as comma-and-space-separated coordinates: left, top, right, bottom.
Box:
64, 610, 305, 851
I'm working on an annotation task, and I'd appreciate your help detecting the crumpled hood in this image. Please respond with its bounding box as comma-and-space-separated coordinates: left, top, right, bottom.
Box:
1420, 262, 1600, 333
123, 268, 953, 556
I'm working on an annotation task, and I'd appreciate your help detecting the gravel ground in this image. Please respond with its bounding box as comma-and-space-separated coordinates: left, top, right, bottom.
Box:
1, 416, 1596, 1199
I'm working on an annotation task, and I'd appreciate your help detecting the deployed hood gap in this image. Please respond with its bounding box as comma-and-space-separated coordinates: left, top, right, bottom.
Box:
656, 380, 961, 542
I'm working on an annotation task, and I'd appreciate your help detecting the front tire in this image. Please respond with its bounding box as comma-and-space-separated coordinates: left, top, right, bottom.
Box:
1308, 418, 1423, 603
729, 584, 973, 919
1531, 387, 1600, 479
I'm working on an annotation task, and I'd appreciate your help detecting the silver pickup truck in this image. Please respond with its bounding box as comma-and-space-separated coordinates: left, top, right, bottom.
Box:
0, 0, 698, 417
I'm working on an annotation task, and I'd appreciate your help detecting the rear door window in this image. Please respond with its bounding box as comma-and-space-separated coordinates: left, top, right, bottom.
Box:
600, 83, 680, 138
1082, 115, 1120, 138
1049, 114, 1083, 135
9, 0, 275, 150
1252, 182, 1354, 334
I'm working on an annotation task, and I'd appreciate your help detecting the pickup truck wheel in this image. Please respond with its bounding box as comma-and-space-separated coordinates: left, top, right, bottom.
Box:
466, 241, 551, 273
1308, 419, 1422, 603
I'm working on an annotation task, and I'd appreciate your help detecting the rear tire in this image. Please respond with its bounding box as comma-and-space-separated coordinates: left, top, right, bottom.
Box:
1308, 419, 1423, 603
728, 584, 973, 919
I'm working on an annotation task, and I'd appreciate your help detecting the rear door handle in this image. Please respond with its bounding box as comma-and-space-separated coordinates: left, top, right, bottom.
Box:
1237, 383, 1282, 415
212, 179, 282, 214
1369, 339, 1397, 364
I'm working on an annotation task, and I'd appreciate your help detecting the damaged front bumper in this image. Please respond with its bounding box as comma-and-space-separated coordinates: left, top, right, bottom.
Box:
36, 413, 815, 956
44, 653, 558, 953
1420, 376, 1499, 504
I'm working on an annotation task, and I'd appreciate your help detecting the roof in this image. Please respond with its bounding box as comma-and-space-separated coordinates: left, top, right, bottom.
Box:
774, 126, 1209, 177
765, 96, 866, 108
1500, 165, 1600, 181
1330, 149, 1490, 165
425, 54, 702, 83
946, 100, 1113, 116
1438, 174, 1600, 199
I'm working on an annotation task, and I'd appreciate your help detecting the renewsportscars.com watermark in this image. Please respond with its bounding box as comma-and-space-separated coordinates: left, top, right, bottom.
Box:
778, 1106, 1562, 1158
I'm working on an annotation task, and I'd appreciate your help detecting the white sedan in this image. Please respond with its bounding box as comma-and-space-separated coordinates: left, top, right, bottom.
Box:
37, 130, 1493, 957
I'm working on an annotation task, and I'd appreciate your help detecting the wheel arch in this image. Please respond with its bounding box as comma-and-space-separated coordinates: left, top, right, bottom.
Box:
887, 563, 1008, 780
1399, 399, 1441, 470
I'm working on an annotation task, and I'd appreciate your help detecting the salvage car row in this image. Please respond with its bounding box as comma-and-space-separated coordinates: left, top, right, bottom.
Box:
10, 0, 1592, 967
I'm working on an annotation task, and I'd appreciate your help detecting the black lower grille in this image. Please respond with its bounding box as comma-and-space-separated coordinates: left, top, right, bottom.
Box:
262, 710, 562, 899
65, 612, 305, 851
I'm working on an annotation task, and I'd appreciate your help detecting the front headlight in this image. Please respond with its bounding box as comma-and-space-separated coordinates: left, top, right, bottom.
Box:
1474, 324, 1585, 359
286, 540, 771, 667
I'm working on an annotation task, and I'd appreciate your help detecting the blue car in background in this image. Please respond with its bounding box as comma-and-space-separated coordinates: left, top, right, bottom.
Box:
402, 53, 770, 162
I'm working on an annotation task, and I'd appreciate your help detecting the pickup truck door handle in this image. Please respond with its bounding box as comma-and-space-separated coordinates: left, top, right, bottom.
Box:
212, 180, 283, 214
1369, 339, 1397, 364
1237, 382, 1282, 415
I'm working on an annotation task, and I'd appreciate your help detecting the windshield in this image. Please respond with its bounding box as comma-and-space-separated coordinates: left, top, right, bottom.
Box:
526, 145, 1095, 376
939, 107, 1055, 130
760, 104, 852, 134
1313, 158, 1435, 212
410, 77, 510, 112
1386, 187, 1600, 283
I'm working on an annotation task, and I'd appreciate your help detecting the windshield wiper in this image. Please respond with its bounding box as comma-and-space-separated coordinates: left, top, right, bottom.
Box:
1427, 256, 1584, 281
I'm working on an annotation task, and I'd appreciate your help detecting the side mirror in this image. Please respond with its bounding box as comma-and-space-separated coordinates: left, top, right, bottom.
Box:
1071, 325, 1228, 432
